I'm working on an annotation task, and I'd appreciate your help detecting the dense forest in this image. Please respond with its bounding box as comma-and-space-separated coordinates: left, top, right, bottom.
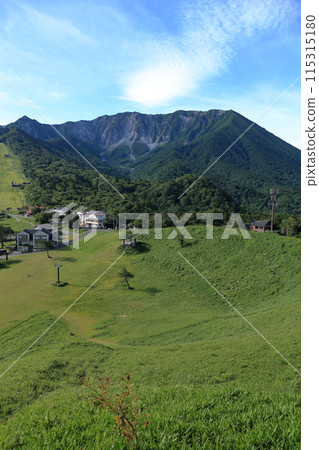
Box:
131, 111, 301, 214
0, 127, 238, 222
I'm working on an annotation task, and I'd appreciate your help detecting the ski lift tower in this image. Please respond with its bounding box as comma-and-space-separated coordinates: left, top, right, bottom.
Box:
268, 189, 279, 233
54, 262, 63, 284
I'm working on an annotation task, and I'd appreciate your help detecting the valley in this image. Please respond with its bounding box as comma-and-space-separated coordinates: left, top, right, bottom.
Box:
0, 228, 300, 447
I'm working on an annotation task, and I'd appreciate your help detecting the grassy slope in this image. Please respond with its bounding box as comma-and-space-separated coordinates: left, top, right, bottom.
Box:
0, 215, 35, 234
0, 143, 26, 210
0, 228, 300, 448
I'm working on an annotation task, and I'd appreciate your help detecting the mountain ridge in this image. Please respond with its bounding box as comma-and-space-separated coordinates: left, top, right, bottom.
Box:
7, 109, 301, 213
10, 109, 227, 163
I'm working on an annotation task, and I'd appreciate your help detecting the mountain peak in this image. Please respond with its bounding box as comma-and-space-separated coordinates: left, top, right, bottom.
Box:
10, 109, 228, 158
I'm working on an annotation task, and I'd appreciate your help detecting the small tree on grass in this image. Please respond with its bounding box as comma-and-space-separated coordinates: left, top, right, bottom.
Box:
119, 266, 134, 289
40, 240, 54, 258
177, 234, 185, 247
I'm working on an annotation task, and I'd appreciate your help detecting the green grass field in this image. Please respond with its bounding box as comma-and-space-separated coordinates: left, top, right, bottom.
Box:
0, 228, 300, 448
0, 143, 26, 210
0, 215, 35, 234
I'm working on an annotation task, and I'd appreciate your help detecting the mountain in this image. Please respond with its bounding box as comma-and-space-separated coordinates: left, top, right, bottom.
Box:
12, 110, 226, 164
9, 109, 301, 213
0, 126, 237, 215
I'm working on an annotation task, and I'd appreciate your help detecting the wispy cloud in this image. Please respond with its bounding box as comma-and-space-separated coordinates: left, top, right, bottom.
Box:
8, 2, 98, 48
124, 0, 299, 107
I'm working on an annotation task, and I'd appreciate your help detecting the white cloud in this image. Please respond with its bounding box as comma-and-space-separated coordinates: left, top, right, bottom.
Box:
125, 51, 196, 107
124, 0, 298, 107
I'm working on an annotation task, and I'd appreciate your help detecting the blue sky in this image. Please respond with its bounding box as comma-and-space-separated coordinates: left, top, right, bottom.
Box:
0, 0, 300, 147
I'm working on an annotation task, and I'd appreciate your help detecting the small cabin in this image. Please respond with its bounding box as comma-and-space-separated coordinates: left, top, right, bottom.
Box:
249, 220, 270, 232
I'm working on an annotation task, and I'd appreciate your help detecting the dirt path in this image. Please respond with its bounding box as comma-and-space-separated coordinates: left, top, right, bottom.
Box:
8, 214, 35, 226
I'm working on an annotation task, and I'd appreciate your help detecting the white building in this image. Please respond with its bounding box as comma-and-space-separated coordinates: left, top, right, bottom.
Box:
78, 210, 106, 228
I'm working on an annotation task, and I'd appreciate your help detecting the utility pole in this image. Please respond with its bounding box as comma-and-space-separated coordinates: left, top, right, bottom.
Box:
268, 189, 279, 233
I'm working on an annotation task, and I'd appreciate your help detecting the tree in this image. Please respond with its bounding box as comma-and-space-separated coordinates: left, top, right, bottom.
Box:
34, 212, 53, 224
280, 217, 299, 237
40, 240, 54, 258
31, 206, 42, 215
177, 234, 185, 247
0, 225, 14, 249
119, 266, 134, 289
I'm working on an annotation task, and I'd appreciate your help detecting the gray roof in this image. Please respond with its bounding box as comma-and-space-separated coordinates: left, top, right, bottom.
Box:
250, 220, 270, 227
35, 223, 53, 230
19, 228, 51, 236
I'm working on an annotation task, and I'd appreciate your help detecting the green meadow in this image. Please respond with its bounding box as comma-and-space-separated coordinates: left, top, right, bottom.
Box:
0, 143, 26, 210
0, 215, 35, 235
0, 228, 300, 448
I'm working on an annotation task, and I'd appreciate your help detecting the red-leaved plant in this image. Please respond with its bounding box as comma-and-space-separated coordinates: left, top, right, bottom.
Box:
84, 374, 149, 447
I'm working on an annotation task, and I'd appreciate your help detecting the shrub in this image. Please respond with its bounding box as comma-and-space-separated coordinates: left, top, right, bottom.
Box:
84, 374, 149, 447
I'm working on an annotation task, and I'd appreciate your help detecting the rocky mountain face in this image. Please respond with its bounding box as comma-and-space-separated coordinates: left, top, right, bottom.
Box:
12, 109, 226, 164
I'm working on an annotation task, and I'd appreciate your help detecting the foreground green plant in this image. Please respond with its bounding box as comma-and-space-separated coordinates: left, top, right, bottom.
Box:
84, 374, 149, 447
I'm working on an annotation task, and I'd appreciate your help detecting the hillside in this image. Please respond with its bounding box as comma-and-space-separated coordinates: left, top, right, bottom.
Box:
0, 143, 26, 210
131, 111, 301, 213
10, 110, 301, 213
0, 126, 237, 215
0, 228, 300, 447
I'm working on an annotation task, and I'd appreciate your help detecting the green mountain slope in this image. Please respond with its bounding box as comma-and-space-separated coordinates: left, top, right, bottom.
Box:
0, 126, 236, 216
0, 228, 300, 447
132, 111, 301, 213
0, 143, 26, 210
10, 110, 301, 213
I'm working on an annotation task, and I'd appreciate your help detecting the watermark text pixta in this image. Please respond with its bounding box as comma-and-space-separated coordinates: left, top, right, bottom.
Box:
119, 213, 251, 240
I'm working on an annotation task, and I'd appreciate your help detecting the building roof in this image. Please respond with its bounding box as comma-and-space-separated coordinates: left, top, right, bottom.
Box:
18, 228, 51, 236
85, 210, 106, 217
35, 223, 53, 230
250, 220, 270, 227
46, 206, 69, 215
36, 228, 51, 235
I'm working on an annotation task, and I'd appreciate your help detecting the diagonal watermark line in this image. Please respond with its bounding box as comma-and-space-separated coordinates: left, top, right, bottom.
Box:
0, 72, 125, 200
178, 251, 301, 375
0, 252, 126, 380
178, 75, 301, 199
